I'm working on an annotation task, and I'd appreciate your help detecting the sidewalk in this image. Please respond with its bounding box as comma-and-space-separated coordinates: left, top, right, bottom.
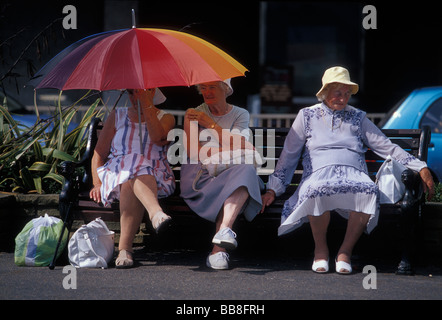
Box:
1, 223, 442, 302
1, 248, 442, 301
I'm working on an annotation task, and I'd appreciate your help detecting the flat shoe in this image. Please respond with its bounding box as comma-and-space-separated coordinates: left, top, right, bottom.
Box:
115, 250, 133, 269
335, 259, 352, 274
206, 252, 230, 270
312, 259, 329, 273
152, 211, 172, 234
212, 227, 237, 250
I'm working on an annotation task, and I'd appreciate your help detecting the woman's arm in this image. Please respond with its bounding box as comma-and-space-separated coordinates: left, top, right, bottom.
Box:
89, 111, 115, 203
261, 110, 306, 213
134, 90, 176, 146
143, 106, 176, 146
362, 117, 435, 200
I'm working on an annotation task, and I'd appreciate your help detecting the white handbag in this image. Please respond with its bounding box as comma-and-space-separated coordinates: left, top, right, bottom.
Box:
202, 149, 263, 176
68, 218, 115, 269
376, 155, 407, 204
192, 149, 263, 191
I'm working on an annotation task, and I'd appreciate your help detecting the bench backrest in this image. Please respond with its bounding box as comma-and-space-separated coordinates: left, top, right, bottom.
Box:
252, 127, 430, 182
81, 118, 430, 192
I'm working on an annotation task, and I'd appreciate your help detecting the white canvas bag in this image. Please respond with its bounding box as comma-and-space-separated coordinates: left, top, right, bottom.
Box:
68, 218, 115, 269
376, 155, 407, 204
192, 148, 263, 191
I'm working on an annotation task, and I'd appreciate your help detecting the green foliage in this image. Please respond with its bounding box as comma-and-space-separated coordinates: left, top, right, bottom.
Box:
432, 183, 442, 203
0, 95, 104, 194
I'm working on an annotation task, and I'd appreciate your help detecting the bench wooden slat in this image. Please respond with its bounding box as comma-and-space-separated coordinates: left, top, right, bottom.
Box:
74, 210, 120, 223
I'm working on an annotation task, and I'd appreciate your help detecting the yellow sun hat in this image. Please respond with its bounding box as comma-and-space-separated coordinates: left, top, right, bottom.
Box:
316, 66, 359, 99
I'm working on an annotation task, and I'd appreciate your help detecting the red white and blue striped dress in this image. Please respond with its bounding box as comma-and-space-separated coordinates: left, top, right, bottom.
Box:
97, 108, 175, 207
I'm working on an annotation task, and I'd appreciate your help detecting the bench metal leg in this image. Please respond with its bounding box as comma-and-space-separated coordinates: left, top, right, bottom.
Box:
396, 205, 419, 275
396, 170, 422, 275
49, 200, 74, 270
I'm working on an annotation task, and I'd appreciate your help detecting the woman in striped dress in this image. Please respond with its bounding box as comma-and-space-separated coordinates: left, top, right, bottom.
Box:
89, 89, 176, 268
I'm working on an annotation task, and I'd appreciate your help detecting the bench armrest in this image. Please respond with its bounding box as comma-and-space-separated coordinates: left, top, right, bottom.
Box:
59, 117, 102, 206
401, 168, 423, 210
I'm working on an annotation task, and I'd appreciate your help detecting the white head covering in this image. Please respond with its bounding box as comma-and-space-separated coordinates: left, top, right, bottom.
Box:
153, 88, 166, 105
223, 79, 234, 97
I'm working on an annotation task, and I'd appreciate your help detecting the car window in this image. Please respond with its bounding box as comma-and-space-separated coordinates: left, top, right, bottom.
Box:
421, 98, 442, 133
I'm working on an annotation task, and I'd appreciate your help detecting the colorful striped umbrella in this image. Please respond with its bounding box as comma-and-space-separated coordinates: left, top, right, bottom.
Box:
28, 28, 248, 91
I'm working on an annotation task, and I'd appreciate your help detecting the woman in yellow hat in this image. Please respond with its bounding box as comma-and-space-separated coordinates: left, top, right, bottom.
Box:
261, 66, 435, 274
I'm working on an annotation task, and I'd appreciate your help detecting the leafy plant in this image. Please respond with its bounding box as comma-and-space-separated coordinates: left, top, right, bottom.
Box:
0, 94, 104, 194
432, 183, 442, 203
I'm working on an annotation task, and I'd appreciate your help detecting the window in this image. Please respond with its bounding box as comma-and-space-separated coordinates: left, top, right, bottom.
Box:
421, 98, 442, 134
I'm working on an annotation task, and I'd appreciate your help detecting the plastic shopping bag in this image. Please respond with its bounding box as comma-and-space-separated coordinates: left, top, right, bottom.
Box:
376, 155, 407, 204
14, 214, 68, 267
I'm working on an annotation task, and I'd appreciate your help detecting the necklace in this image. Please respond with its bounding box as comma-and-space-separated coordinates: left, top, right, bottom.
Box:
203, 103, 231, 128
320, 108, 342, 131
209, 103, 230, 116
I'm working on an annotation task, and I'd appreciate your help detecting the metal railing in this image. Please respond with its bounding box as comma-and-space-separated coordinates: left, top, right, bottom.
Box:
28, 106, 386, 128
166, 110, 386, 128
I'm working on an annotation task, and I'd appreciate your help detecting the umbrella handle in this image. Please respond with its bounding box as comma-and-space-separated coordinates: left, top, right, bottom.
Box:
132, 9, 136, 28
137, 101, 143, 151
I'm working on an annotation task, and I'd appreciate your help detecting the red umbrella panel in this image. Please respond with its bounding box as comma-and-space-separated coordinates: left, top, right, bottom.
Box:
29, 28, 248, 91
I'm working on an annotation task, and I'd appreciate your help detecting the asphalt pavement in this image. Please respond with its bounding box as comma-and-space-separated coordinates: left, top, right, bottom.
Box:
1, 217, 442, 315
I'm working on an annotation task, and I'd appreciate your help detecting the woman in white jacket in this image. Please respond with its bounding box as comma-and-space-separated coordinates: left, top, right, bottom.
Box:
261, 67, 434, 274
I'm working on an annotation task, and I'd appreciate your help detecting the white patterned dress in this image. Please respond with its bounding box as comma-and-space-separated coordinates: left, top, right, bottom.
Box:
97, 108, 175, 207
267, 103, 428, 236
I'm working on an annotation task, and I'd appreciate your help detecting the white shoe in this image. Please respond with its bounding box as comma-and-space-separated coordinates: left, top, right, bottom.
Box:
206, 252, 230, 270
312, 259, 329, 273
212, 227, 237, 250
336, 260, 352, 274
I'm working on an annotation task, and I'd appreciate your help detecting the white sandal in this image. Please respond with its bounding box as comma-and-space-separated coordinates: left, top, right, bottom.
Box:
312, 259, 329, 273
151, 211, 171, 234
115, 250, 134, 269
335, 260, 352, 274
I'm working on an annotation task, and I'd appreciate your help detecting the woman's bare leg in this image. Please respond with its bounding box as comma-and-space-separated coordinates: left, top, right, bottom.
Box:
118, 181, 145, 252
337, 211, 370, 264
118, 175, 168, 251
308, 211, 331, 264
212, 186, 249, 254
130, 175, 163, 219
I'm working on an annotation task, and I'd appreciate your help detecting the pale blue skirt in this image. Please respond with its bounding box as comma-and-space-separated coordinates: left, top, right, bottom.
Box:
180, 163, 264, 223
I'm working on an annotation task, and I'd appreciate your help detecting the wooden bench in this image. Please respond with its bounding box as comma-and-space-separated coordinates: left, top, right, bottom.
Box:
54, 117, 431, 274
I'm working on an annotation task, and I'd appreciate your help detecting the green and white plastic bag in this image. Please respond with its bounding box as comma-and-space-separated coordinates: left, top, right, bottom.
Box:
14, 214, 68, 267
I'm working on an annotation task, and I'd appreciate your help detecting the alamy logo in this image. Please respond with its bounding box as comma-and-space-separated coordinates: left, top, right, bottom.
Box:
62, 265, 77, 289
362, 265, 377, 289
166, 125, 276, 170
62, 5, 77, 30
362, 5, 377, 30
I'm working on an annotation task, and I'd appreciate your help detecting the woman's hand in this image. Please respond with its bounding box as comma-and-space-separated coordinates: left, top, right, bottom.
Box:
185, 108, 215, 129
132, 89, 155, 108
89, 185, 102, 204
419, 167, 435, 201
260, 189, 276, 213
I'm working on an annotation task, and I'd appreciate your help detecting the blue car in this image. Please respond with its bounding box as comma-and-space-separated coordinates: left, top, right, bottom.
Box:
379, 87, 442, 183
